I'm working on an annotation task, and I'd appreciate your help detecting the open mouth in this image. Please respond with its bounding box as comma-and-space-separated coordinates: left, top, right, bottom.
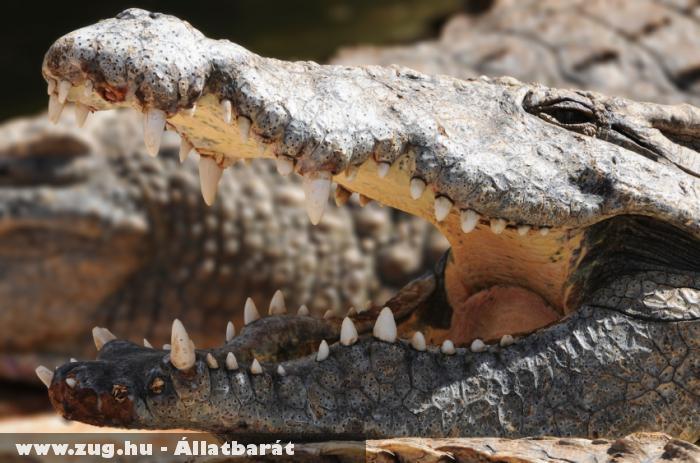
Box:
37, 9, 700, 442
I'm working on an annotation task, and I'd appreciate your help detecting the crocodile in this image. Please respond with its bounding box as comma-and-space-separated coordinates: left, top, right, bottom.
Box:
334, 0, 700, 107
0, 110, 442, 384
39, 8, 700, 444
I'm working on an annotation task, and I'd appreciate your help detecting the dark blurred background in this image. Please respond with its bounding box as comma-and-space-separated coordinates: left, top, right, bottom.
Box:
0, 0, 493, 121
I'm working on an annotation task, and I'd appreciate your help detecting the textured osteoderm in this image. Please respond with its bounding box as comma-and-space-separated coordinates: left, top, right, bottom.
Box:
0, 111, 441, 384
40, 9, 700, 442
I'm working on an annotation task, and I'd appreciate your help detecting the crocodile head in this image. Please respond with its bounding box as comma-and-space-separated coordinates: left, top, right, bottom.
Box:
40, 9, 700, 441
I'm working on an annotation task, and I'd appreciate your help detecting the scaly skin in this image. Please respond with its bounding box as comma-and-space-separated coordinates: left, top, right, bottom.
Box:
41, 9, 700, 443
0, 111, 441, 384
334, 0, 700, 106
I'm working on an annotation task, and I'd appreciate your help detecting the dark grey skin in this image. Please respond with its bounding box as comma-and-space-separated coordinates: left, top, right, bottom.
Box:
42, 9, 699, 442
0, 111, 440, 384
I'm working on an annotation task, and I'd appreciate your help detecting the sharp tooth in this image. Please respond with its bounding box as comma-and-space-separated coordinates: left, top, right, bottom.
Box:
434, 196, 453, 222
163, 344, 171, 351
277, 365, 286, 376
276, 157, 294, 176
268, 290, 287, 315
250, 358, 263, 374
244, 297, 260, 325
179, 138, 193, 163
206, 353, 219, 369
143, 338, 153, 349
66, 378, 77, 388
57, 80, 71, 104
226, 352, 239, 370
198, 156, 223, 206
411, 332, 426, 351
220, 99, 232, 124
358, 194, 372, 207
143, 109, 166, 157
340, 317, 358, 346
347, 306, 357, 317
470, 338, 487, 353
92, 327, 116, 351
302, 171, 331, 225
441, 339, 456, 355
316, 340, 329, 361
83, 80, 93, 97
74, 103, 90, 127
410, 178, 426, 200
539, 227, 550, 236
517, 225, 531, 236
460, 209, 480, 233
186, 104, 196, 117
490, 218, 506, 234
345, 164, 359, 181
373, 307, 397, 343
499, 334, 514, 347
334, 185, 352, 206
48, 94, 64, 123
323, 309, 335, 320
35, 366, 53, 388
226, 321, 235, 342
47, 79, 56, 95
170, 319, 196, 371
237, 116, 251, 142
297, 305, 310, 316
377, 162, 390, 178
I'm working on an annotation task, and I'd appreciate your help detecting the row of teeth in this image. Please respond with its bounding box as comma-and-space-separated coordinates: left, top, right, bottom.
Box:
46, 79, 551, 234
34, 290, 517, 389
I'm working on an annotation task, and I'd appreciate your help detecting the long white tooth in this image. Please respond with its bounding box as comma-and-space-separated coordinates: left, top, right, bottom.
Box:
373, 307, 397, 343
302, 171, 331, 225
244, 297, 260, 325
340, 317, 358, 346
297, 305, 310, 316
316, 340, 329, 361
250, 358, 263, 374
74, 103, 90, 127
143, 109, 166, 157
334, 186, 351, 207
460, 209, 480, 233
47, 79, 56, 95
539, 227, 550, 236
441, 340, 456, 355
198, 156, 223, 206
163, 344, 171, 350
57, 80, 71, 104
83, 80, 93, 97
276, 157, 294, 176
490, 218, 507, 234
206, 353, 219, 369
410, 178, 426, 200
170, 319, 196, 371
377, 162, 390, 178
35, 366, 53, 388
345, 164, 359, 181
65, 378, 77, 388
434, 196, 453, 222
411, 332, 426, 351
226, 321, 235, 342
179, 138, 193, 163
226, 352, 239, 370
268, 289, 287, 315
221, 99, 232, 124
47, 94, 64, 124
143, 338, 153, 349
499, 334, 515, 347
92, 327, 116, 351
470, 338, 487, 353
517, 225, 531, 236
237, 116, 251, 142
277, 365, 286, 376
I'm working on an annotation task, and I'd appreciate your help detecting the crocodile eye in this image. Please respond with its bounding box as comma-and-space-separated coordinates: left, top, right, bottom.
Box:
111, 384, 129, 402
537, 100, 596, 126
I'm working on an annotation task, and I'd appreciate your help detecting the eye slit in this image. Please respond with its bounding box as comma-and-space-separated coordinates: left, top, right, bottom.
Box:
111, 384, 129, 402
537, 100, 596, 126
149, 377, 165, 394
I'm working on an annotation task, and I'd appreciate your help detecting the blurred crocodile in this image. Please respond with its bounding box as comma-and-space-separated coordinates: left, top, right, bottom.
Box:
0, 111, 442, 384
38, 9, 700, 445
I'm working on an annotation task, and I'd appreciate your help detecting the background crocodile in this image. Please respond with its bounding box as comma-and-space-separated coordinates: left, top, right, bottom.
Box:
40, 9, 700, 448
0, 110, 444, 388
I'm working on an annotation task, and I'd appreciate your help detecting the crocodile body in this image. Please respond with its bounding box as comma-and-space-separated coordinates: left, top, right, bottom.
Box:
0, 111, 441, 383
39, 7, 700, 448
